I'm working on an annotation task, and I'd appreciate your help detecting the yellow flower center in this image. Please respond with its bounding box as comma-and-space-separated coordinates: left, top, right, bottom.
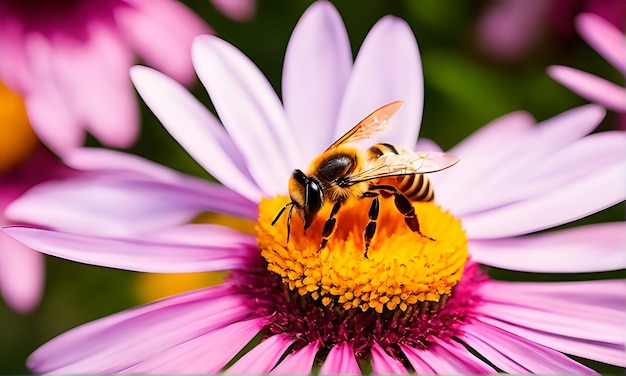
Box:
256, 196, 468, 314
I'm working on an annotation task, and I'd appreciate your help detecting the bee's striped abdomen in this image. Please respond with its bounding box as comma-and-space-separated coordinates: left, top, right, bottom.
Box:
367, 143, 435, 202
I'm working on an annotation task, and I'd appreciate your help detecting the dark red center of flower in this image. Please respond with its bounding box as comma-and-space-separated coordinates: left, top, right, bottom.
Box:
230, 258, 486, 364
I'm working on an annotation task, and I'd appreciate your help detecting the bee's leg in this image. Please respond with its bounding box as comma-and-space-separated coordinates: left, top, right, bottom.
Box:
369, 184, 435, 241
319, 200, 343, 250
362, 191, 380, 254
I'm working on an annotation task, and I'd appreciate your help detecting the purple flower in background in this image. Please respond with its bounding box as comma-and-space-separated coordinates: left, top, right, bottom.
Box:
3, 2, 625, 373
548, 13, 626, 129
0, 0, 211, 155
477, 0, 626, 61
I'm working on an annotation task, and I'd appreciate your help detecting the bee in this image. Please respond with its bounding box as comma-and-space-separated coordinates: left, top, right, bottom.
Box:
272, 101, 459, 251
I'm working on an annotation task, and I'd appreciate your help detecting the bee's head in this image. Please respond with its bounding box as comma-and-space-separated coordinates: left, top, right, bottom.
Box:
288, 169, 323, 230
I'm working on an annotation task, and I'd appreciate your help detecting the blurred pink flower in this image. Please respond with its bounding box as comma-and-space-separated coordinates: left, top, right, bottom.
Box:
0, 0, 210, 155
548, 13, 626, 129
0, 148, 74, 313
211, 0, 256, 21
477, 0, 626, 61
3, 2, 626, 373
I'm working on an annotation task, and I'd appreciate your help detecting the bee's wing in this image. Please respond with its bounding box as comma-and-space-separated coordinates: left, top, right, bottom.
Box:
325, 101, 404, 151
343, 151, 459, 184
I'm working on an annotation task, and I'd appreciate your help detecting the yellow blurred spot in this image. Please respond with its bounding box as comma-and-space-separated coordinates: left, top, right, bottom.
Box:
0, 81, 38, 172
134, 271, 229, 303
193, 212, 256, 234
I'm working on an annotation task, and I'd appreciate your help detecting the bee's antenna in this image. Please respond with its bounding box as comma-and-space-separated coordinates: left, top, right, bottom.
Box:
272, 202, 295, 243
286, 204, 294, 243
272, 202, 293, 226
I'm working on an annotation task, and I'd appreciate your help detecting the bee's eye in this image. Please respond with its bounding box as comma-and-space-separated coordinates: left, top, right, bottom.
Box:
305, 180, 322, 213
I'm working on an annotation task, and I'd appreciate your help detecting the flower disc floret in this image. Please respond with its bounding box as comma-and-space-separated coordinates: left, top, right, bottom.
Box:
257, 196, 468, 314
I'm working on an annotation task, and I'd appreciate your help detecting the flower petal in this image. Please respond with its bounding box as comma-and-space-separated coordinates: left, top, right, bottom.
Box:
0, 231, 44, 313
2, 226, 256, 273
576, 13, 626, 75
461, 159, 626, 238
476, 279, 626, 366
431, 111, 536, 206
7, 176, 257, 236
192, 35, 302, 195
319, 343, 361, 375
123, 318, 263, 374
226, 334, 295, 374
116, 0, 211, 85
28, 285, 255, 373
436, 105, 607, 216
466, 131, 626, 212
335, 16, 423, 148
21, 35, 83, 154
548, 65, 626, 111
282, 1, 352, 159
461, 321, 595, 373
130, 65, 262, 201
210, 0, 256, 21
470, 222, 626, 273
270, 342, 319, 375
401, 342, 496, 374
371, 342, 408, 374
49, 19, 138, 149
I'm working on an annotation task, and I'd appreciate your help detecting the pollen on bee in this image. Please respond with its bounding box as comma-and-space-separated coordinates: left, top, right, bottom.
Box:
256, 195, 468, 314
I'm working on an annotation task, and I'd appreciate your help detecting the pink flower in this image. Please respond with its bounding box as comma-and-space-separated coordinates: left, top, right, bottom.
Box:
4, 2, 626, 373
0, 0, 211, 155
548, 13, 626, 127
477, 0, 626, 61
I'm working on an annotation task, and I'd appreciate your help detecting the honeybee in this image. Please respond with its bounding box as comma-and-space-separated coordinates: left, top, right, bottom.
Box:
272, 101, 459, 251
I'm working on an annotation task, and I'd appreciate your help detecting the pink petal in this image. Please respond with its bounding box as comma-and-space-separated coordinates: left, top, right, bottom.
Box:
401, 342, 496, 374
0, 231, 44, 313
576, 13, 626, 75
0, 16, 30, 92
548, 65, 626, 111
335, 16, 423, 148
433, 339, 497, 374
270, 342, 319, 375
437, 104, 606, 216
192, 35, 303, 195
477, 315, 626, 367
319, 343, 361, 375
282, 1, 352, 160
226, 334, 295, 374
64, 147, 211, 184
473, 131, 626, 210
461, 158, 626, 238
431, 111, 536, 207
28, 285, 255, 373
400, 345, 435, 374
461, 321, 595, 373
470, 222, 626, 273
211, 0, 256, 21
2, 226, 256, 273
124, 318, 263, 373
130, 65, 262, 201
371, 342, 408, 374
414, 138, 443, 152
117, 0, 211, 85
49, 19, 138, 149
21, 35, 83, 154
475, 279, 626, 366
7, 176, 257, 236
